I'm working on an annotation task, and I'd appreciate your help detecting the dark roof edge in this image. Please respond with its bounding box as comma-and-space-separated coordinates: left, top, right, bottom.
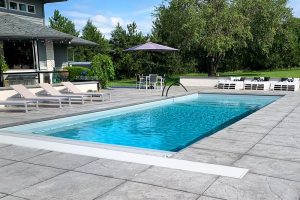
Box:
0, 36, 73, 40
43, 0, 67, 4
70, 37, 98, 46
0, 35, 99, 46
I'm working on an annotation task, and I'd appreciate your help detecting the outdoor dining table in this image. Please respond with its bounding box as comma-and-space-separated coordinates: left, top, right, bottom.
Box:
145, 75, 164, 90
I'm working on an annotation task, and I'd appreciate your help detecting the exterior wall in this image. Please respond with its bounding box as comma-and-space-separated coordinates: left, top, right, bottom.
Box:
54, 43, 68, 69
45, 40, 55, 71
37, 40, 47, 70
180, 77, 222, 87
0, 41, 4, 56
9, 40, 68, 84
44, 40, 55, 83
75, 82, 98, 93
0, 0, 44, 24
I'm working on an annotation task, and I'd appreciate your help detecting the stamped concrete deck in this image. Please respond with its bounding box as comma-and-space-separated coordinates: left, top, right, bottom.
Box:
0, 87, 299, 200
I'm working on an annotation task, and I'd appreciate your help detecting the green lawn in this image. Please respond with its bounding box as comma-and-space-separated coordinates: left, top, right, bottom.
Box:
108, 78, 136, 87
109, 68, 300, 87
221, 68, 300, 78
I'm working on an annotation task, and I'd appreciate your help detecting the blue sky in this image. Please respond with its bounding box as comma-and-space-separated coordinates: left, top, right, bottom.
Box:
45, 0, 300, 38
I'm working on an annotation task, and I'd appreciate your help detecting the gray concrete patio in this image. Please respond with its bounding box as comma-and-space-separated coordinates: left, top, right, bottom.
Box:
0, 87, 299, 200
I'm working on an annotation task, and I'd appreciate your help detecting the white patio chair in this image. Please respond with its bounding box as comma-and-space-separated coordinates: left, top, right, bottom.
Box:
136, 74, 145, 89
149, 74, 158, 90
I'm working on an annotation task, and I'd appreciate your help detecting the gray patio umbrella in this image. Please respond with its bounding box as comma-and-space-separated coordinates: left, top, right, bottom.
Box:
124, 41, 182, 93
124, 42, 178, 52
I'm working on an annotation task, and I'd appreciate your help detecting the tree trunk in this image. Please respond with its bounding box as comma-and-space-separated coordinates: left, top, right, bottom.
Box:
208, 57, 217, 77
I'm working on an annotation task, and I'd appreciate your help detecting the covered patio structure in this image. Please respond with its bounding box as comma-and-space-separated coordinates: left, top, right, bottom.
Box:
0, 14, 96, 87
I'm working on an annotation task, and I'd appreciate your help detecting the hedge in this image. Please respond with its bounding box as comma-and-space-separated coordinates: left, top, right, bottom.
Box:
64, 66, 94, 81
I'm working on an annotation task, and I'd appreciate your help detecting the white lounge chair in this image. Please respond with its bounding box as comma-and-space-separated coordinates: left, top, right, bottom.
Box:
62, 82, 111, 101
40, 83, 93, 104
11, 84, 71, 108
244, 77, 271, 91
0, 100, 38, 113
217, 77, 244, 90
273, 78, 300, 91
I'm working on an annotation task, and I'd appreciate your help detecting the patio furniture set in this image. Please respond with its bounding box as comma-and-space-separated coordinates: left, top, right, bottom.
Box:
0, 82, 110, 113
217, 77, 300, 91
136, 74, 165, 90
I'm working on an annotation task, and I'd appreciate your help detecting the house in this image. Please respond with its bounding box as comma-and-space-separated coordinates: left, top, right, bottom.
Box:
0, 0, 96, 86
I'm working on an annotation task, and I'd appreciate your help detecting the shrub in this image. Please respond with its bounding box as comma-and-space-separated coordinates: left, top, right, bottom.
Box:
91, 54, 115, 89
0, 55, 8, 73
0, 55, 8, 87
64, 66, 94, 81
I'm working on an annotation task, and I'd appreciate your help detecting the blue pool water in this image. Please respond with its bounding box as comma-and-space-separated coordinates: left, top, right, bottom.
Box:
4, 94, 280, 152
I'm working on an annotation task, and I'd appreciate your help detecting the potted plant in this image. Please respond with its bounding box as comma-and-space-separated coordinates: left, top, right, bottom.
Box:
0, 55, 8, 87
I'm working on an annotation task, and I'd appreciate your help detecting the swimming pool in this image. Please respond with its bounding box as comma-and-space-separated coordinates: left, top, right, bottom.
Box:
1, 94, 280, 152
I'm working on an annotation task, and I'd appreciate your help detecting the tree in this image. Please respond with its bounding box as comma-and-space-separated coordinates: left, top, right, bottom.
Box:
290, 17, 300, 67
82, 20, 110, 50
152, 0, 201, 73
126, 22, 148, 46
153, 0, 201, 52
91, 54, 115, 88
267, 18, 300, 69
236, 0, 293, 69
198, 0, 251, 76
153, 0, 251, 76
109, 22, 148, 78
74, 20, 111, 62
49, 10, 79, 36
110, 23, 127, 49
110, 23, 131, 78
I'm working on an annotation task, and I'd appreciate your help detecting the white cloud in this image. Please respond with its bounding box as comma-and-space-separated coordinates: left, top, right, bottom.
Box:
73, 19, 88, 27
91, 14, 109, 25
53, 11, 126, 38
63, 11, 92, 19
50, 7, 155, 39
132, 7, 155, 16
88, 15, 127, 38
111, 17, 124, 26
137, 20, 153, 35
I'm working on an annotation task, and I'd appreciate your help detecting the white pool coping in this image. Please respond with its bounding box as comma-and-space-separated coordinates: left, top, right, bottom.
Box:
0, 93, 255, 179
0, 133, 248, 179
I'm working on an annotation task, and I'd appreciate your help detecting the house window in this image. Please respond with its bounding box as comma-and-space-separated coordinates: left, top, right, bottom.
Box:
9, 1, 17, 10
27, 5, 35, 13
8, 1, 35, 14
0, 0, 6, 8
19, 3, 26, 11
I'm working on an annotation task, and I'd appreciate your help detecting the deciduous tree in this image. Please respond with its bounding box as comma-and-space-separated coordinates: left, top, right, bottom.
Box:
153, 0, 251, 76
236, 0, 294, 69
91, 54, 115, 88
